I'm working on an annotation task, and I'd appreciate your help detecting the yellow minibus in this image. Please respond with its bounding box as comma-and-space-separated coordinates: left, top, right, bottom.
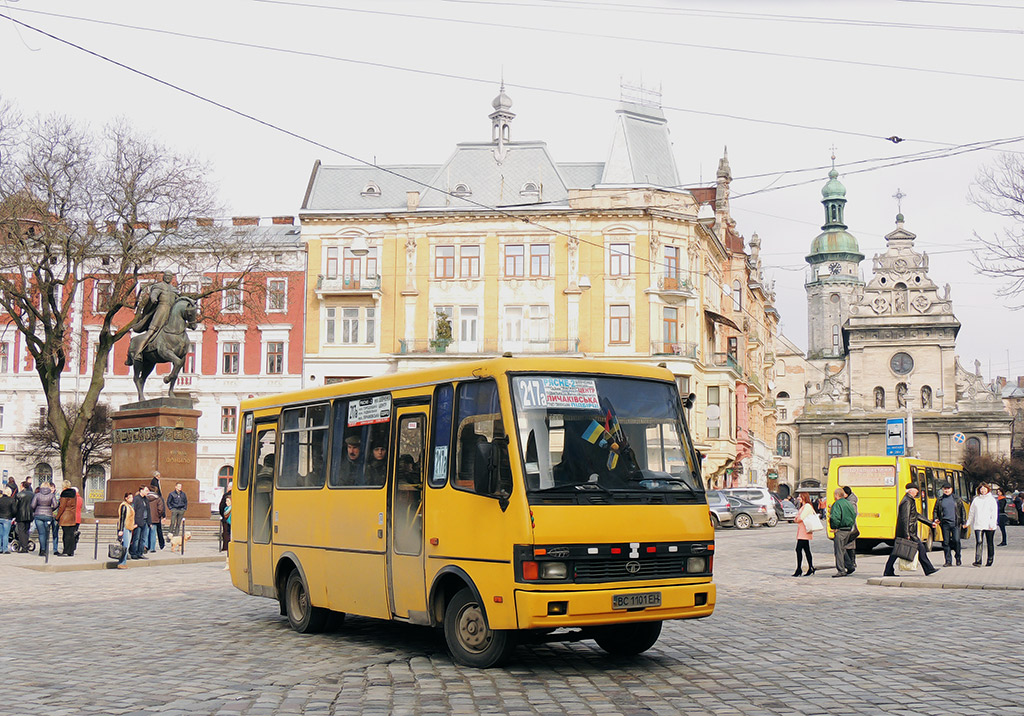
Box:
229, 357, 715, 667
825, 456, 970, 551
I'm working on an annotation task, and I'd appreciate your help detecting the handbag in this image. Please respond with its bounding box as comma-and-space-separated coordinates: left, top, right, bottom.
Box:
897, 553, 920, 572
803, 511, 824, 532
108, 541, 126, 560
892, 537, 917, 561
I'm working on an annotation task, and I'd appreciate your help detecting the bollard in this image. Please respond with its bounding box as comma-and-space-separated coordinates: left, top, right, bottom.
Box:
180, 518, 186, 555
93, 520, 99, 560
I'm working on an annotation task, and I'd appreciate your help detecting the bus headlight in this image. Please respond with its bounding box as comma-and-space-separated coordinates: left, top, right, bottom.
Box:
686, 557, 707, 573
540, 562, 568, 580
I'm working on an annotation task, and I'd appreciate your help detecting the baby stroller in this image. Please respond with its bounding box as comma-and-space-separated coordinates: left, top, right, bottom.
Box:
10, 533, 36, 553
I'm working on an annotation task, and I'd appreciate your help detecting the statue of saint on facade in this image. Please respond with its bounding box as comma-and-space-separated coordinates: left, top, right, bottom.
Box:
125, 271, 198, 401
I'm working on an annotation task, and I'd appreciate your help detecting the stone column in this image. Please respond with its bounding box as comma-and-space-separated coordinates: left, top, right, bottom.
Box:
94, 397, 211, 519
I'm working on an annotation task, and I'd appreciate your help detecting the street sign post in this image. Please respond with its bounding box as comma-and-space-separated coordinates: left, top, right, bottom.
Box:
953, 432, 966, 445
886, 418, 906, 456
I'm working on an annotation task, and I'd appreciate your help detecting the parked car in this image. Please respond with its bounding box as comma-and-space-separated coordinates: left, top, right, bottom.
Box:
776, 496, 799, 522
708, 491, 770, 530
722, 487, 779, 527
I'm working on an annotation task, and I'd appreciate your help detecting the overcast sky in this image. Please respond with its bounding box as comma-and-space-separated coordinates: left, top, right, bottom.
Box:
2, 0, 1023, 379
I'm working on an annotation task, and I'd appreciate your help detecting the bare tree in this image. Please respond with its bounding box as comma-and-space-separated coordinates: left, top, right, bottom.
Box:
969, 152, 1024, 303
0, 105, 268, 490
24, 402, 112, 476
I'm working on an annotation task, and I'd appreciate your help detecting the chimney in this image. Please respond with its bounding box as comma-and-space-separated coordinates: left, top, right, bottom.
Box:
272, 216, 294, 225
407, 191, 420, 211
196, 217, 214, 227
160, 220, 179, 231
1018, 376, 1024, 389
997, 376, 1007, 388
132, 221, 150, 231
233, 216, 259, 226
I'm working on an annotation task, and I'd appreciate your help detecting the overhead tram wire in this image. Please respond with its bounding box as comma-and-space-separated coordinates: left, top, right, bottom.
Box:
246, 0, 1024, 86
0, 12, 1004, 393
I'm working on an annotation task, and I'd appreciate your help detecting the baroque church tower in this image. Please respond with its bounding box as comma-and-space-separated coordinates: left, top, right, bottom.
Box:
805, 163, 864, 359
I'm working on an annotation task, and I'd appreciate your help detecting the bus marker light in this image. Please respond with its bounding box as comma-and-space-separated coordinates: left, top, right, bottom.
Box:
646, 546, 657, 553
547, 601, 567, 615
587, 547, 598, 554
534, 548, 547, 556
493, 596, 503, 603
668, 545, 678, 552
611, 547, 622, 554
429, 538, 439, 546
522, 561, 539, 580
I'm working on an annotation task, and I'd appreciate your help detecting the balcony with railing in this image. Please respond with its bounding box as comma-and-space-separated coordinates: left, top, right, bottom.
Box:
647, 275, 697, 300
316, 274, 382, 295
711, 352, 742, 376
650, 341, 698, 358
398, 338, 580, 355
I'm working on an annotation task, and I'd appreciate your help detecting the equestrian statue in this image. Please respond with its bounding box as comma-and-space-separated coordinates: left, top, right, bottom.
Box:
125, 270, 198, 401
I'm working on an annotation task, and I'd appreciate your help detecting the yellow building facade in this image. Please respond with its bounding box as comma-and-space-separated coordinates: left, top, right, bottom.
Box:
299, 90, 779, 486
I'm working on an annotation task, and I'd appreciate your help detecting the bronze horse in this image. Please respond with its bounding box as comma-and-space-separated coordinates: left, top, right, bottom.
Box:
127, 296, 198, 401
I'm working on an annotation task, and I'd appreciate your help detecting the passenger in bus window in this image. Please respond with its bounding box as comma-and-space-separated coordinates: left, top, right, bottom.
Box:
337, 436, 364, 486
366, 440, 388, 485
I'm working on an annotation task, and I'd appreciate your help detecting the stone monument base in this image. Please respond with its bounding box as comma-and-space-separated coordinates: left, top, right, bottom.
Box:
94, 397, 212, 519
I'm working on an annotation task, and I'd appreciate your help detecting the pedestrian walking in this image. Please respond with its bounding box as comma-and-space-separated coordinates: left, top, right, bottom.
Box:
931, 481, 966, 567
130, 485, 151, 560
15, 481, 33, 552
218, 481, 232, 552
115, 492, 135, 569
56, 480, 78, 557
793, 492, 817, 577
883, 482, 940, 577
995, 488, 1008, 546
166, 482, 188, 537
817, 495, 827, 520
30, 480, 59, 558
966, 483, 998, 567
148, 474, 166, 551
0, 486, 16, 553
1014, 491, 1023, 527
222, 496, 232, 571
829, 488, 857, 577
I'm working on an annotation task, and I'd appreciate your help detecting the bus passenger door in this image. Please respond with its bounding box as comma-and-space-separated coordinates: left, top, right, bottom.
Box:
388, 408, 428, 621
249, 425, 277, 597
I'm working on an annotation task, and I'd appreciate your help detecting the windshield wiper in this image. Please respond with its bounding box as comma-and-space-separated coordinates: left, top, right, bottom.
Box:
535, 480, 613, 495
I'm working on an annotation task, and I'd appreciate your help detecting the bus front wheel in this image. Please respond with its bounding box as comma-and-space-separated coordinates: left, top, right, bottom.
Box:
285, 571, 328, 634
443, 588, 515, 668
593, 620, 663, 656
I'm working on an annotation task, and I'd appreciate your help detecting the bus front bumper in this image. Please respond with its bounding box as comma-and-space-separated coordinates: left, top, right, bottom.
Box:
513, 582, 716, 629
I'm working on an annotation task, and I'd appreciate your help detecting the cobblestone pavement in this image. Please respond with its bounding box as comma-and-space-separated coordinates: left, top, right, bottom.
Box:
2, 524, 1023, 716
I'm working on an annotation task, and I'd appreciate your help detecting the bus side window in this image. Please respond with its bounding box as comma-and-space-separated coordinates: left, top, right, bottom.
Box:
429, 384, 454, 488
278, 404, 329, 489
237, 412, 254, 491
453, 380, 512, 497
253, 429, 276, 544
924, 467, 935, 498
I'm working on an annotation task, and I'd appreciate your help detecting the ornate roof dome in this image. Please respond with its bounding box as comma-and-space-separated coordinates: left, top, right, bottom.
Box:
492, 86, 513, 112
821, 168, 846, 199
810, 229, 862, 258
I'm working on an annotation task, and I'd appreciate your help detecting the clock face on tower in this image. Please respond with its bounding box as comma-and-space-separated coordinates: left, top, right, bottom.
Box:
890, 352, 914, 375
828, 262, 841, 275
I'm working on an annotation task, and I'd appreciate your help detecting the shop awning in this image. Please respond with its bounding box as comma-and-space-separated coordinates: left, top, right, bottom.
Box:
704, 309, 741, 331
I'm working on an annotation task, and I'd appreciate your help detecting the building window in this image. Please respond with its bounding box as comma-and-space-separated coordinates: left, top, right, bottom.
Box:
452, 183, 471, 197
832, 324, 840, 351
776, 432, 791, 457
609, 305, 630, 344
663, 307, 678, 344
777, 407, 787, 421
529, 305, 550, 343
366, 307, 376, 344
342, 249, 361, 284
366, 248, 378, 279
38, 406, 47, 428
435, 246, 455, 279
222, 342, 240, 374
505, 245, 525, 278
707, 386, 720, 439
184, 342, 195, 375
325, 307, 336, 344
95, 281, 112, 312
326, 247, 339, 279
221, 406, 237, 434
460, 245, 480, 278
267, 342, 284, 374
609, 243, 630, 277
459, 306, 478, 345
0, 405, 3, 430
0, 342, 7, 373
218, 466, 234, 491
826, 437, 843, 463
529, 244, 550, 277
94, 342, 110, 375
341, 307, 360, 344
664, 246, 680, 280
504, 306, 524, 342
728, 336, 738, 362
267, 278, 286, 312
966, 437, 981, 453
223, 288, 242, 314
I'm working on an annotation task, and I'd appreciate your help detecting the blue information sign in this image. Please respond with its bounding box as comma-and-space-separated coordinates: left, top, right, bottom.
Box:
886, 418, 906, 456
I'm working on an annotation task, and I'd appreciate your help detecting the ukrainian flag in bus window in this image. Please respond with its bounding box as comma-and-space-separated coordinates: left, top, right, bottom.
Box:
582, 420, 609, 447
607, 451, 619, 470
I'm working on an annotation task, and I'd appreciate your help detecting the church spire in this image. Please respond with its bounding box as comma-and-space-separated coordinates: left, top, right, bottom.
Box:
820, 153, 848, 231
489, 82, 515, 164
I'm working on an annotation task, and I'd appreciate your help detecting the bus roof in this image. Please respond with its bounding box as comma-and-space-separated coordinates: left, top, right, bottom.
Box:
238, 357, 676, 412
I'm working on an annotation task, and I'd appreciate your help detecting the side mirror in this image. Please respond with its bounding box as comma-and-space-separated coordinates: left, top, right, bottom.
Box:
488, 435, 511, 512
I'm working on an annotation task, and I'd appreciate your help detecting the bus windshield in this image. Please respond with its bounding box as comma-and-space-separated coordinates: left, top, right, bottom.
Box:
511, 374, 702, 498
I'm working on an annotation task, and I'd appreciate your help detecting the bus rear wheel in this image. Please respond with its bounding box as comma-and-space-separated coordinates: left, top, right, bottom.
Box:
443, 588, 515, 668
285, 571, 328, 634
594, 620, 663, 656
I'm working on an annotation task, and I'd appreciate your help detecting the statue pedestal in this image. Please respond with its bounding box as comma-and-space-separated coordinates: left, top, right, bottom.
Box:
94, 398, 212, 519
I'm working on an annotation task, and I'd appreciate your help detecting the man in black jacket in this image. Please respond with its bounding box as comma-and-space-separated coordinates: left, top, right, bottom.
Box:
932, 482, 966, 567
166, 482, 188, 537
15, 481, 34, 552
883, 482, 940, 577
129, 485, 151, 560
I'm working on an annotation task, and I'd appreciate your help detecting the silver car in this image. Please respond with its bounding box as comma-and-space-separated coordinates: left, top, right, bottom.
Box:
708, 491, 771, 530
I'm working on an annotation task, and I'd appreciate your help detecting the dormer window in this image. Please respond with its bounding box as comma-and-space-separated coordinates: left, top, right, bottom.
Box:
361, 182, 381, 198
452, 183, 472, 197
520, 182, 539, 197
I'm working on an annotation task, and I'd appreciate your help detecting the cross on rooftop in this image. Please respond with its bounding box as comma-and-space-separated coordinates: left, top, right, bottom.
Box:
893, 188, 907, 214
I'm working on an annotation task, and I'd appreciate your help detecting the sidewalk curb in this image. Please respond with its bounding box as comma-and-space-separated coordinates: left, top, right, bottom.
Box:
17, 555, 226, 573
866, 576, 1024, 591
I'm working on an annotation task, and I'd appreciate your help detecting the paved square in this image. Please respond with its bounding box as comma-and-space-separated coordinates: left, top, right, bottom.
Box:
3, 525, 1022, 715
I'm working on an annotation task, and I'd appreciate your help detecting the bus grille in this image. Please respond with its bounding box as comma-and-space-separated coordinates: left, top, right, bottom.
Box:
574, 555, 685, 582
